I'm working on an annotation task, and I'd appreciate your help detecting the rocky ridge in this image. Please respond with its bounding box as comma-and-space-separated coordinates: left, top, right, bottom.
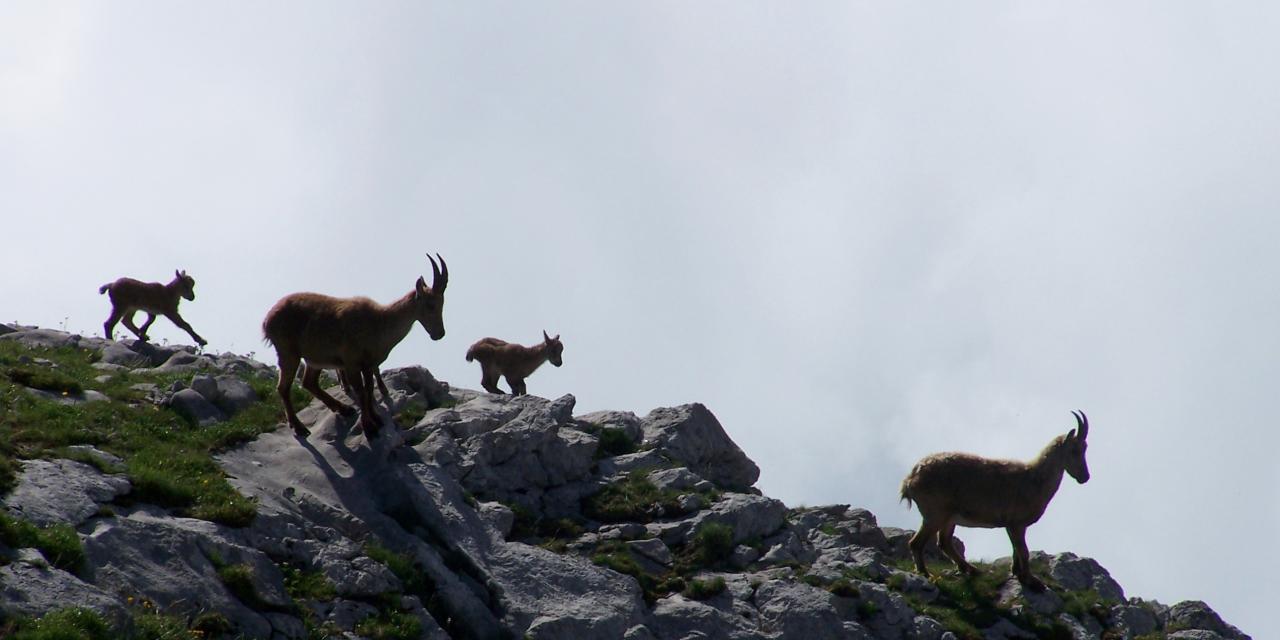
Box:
0, 324, 1252, 639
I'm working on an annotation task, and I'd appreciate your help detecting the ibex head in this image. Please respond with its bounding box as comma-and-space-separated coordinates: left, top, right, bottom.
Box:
1062, 410, 1090, 484
175, 270, 197, 301
414, 254, 449, 340
542, 330, 563, 367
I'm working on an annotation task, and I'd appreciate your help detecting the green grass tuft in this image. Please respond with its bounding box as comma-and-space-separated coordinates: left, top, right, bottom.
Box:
1, 607, 112, 640
5, 365, 84, 396
683, 576, 727, 600
0, 339, 286, 528
355, 610, 422, 640
595, 428, 637, 458
687, 522, 734, 568
0, 511, 86, 575
282, 563, 337, 602
582, 469, 685, 523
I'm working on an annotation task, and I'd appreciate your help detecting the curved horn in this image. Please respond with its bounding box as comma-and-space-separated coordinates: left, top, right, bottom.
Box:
427, 254, 442, 292
427, 253, 447, 292
1072, 410, 1089, 440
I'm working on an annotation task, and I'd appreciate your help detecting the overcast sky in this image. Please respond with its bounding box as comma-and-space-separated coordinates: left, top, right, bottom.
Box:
3, 2, 1276, 634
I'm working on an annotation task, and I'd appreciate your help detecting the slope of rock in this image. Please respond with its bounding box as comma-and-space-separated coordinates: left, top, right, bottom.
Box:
0, 324, 1253, 639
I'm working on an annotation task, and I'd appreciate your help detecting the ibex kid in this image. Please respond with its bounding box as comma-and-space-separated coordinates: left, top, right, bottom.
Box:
99, 270, 207, 346
465, 330, 562, 396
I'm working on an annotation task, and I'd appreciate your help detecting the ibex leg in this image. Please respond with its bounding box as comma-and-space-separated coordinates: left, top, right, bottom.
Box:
938, 522, 978, 576
480, 364, 502, 394
163, 311, 206, 346
275, 354, 309, 436
1006, 526, 1045, 591
103, 307, 125, 341
121, 311, 147, 341
507, 376, 526, 396
302, 361, 355, 417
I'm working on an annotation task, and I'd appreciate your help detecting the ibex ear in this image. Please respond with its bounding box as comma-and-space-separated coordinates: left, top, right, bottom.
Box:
1066, 428, 1077, 441
175, 270, 182, 278
416, 276, 428, 296
543, 330, 551, 342
554, 334, 560, 341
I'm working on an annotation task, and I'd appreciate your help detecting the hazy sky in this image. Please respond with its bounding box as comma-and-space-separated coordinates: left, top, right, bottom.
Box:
3, 2, 1276, 634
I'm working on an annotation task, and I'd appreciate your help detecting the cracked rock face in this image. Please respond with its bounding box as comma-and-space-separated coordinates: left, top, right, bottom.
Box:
0, 326, 1254, 640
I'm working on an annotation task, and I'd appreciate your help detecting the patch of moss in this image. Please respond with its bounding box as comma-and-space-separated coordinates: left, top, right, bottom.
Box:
0, 340, 286, 528
354, 610, 422, 640
0, 607, 112, 640
595, 428, 637, 458
282, 563, 337, 602
5, 365, 84, 395
583, 469, 686, 523
0, 511, 85, 575
683, 576, 727, 600
685, 522, 734, 569
365, 542, 433, 598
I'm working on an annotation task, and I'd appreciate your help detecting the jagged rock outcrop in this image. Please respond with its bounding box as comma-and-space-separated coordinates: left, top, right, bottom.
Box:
0, 324, 1254, 639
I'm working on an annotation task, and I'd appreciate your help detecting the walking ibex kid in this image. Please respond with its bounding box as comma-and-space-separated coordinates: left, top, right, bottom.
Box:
99, 270, 207, 346
465, 331, 562, 396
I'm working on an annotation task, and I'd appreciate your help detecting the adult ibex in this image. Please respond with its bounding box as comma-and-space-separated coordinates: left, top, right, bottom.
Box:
262, 255, 448, 437
99, 270, 207, 346
465, 331, 562, 396
900, 411, 1091, 591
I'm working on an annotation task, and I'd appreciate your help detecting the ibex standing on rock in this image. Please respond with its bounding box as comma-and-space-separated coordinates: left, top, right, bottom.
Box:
100, 270, 207, 346
465, 331, 562, 396
900, 411, 1091, 591
262, 255, 448, 438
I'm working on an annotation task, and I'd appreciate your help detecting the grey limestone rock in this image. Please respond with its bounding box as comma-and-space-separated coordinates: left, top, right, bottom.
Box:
4, 458, 130, 527
83, 510, 288, 639
0, 549, 127, 629
1049, 552, 1125, 602
99, 342, 151, 367
754, 579, 869, 640
190, 374, 219, 401
627, 538, 674, 567
1112, 602, 1160, 637
1168, 632, 1229, 640
576, 409, 644, 444
642, 403, 760, 490
214, 375, 259, 414
699, 493, 788, 546
1165, 601, 1250, 639
648, 466, 707, 492
649, 593, 765, 640
168, 387, 225, 425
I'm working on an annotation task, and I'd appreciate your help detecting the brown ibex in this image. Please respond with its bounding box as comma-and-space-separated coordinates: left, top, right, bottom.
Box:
262, 255, 448, 437
99, 270, 207, 346
465, 331, 562, 396
899, 411, 1091, 591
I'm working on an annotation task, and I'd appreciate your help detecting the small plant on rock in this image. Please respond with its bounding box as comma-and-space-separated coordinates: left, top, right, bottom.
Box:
683, 576, 727, 600
595, 428, 637, 458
